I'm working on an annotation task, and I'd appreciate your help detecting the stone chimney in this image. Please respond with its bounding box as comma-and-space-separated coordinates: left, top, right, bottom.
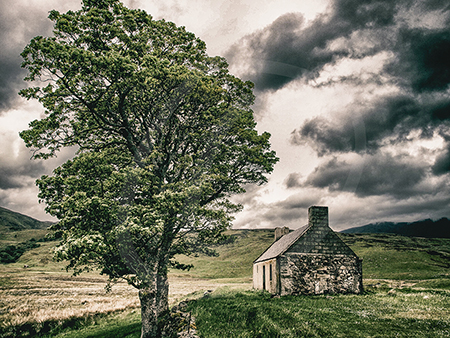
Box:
274, 226, 290, 241
308, 206, 329, 229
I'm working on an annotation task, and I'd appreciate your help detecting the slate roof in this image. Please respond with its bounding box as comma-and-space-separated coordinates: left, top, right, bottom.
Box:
254, 224, 310, 263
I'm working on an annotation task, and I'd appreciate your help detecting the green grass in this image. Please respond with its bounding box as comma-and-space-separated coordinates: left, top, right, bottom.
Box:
0, 227, 51, 264
171, 229, 274, 280
0, 308, 142, 338
187, 288, 450, 338
340, 233, 450, 280
42, 310, 141, 338
9, 287, 448, 338
414, 278, 450, 289
0, 229, 48, 245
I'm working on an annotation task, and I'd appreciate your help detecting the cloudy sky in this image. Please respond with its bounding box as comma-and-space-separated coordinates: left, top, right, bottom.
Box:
1, 0, 449, 230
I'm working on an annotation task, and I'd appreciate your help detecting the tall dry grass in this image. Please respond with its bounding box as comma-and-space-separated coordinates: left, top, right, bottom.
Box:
0, 263, 250, 335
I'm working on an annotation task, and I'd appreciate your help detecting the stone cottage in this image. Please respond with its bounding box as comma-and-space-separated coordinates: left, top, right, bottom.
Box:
253, 206, 363, 295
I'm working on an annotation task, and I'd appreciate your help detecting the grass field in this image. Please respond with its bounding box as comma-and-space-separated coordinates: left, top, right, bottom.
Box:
188, 287, 450, 338
1, 229, 449, 337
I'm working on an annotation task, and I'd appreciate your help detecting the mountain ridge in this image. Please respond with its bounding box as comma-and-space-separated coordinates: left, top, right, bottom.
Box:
341, 217, 450, 238
0, 206, 52, 231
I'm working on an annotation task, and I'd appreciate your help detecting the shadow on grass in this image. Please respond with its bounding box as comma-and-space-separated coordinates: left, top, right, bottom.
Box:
0, 310, 141, 338
75, 322, 141, 338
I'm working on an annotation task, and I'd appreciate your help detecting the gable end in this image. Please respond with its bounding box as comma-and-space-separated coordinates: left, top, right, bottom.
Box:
286, 227, 356, 255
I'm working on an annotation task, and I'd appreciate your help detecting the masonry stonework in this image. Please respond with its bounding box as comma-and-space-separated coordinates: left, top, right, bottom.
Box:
279, 254, 362, 295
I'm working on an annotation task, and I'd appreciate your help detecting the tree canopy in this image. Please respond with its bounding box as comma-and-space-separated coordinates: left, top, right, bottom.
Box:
20, 0, 278, 336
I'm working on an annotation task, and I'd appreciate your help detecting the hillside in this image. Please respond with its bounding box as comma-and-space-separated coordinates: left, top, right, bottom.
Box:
0, 206, 52, 231
172, 230, 450, 281
342, 217, 450, 238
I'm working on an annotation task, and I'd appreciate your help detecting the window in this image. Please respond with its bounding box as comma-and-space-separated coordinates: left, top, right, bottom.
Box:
269, 264, 272, 281
262, 265, 266, 290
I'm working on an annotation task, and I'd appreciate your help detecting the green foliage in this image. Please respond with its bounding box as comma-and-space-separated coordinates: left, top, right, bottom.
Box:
0, 239, 41, 263
19, 0, 278, 295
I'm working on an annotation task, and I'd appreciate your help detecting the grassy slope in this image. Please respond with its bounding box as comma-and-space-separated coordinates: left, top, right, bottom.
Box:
1, 229, 450, 337
342, 233, 450, 281
170, 229, 274, 281
0, 207, 51, 251
172, 230, 450, 282
0, 207, 51, 232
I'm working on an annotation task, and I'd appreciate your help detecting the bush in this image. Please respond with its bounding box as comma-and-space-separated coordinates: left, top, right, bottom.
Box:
0, 239, 41, 263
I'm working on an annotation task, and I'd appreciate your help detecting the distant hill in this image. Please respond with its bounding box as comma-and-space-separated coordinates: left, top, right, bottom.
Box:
342, 218, 450, 238
0, 207, 52, 231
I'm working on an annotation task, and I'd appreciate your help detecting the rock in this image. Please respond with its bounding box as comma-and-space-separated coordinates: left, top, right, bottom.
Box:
163, 302, 200, 338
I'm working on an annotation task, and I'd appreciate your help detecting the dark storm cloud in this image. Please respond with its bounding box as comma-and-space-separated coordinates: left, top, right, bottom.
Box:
0, 141, 45, 190
227, 0, 450, 92
284, 172, 302, 189
433, 131, 450, 175
226, 0, 409, 91
229, 0, 450, 178
291, 92, 450, 157
225, 12, 320, 91
0, 1, 56, 113
235, 193, 321, 229
304, 153, 430, 198
385, 29, 450, 93
433, 146, 450, 175
270, 194, 321, 218
0, 165, 43, 190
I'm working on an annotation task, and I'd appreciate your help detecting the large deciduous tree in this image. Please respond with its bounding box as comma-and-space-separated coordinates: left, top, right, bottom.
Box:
19, 0, 278, 336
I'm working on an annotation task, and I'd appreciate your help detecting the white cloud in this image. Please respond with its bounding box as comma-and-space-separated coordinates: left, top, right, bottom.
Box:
1, 0, 449, 230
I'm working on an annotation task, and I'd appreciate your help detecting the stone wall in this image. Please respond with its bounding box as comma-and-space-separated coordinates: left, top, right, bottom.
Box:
279, 253, 363, 295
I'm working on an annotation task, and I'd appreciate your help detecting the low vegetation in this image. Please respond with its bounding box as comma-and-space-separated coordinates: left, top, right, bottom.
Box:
0, 238, 41, 263
0, 229, 449, 337
188, 287, 450, 338
341, 233, 450, 281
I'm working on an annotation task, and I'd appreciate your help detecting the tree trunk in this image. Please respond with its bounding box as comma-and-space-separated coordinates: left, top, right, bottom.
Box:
139, 273, 169, 338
